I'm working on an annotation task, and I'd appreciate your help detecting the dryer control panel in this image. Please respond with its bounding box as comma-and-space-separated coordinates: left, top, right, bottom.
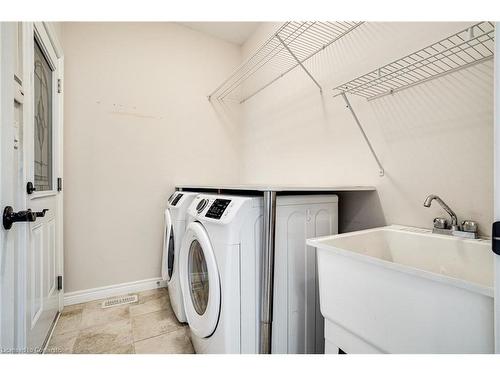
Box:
171, 193, 184, 206
205, 199, 231, 220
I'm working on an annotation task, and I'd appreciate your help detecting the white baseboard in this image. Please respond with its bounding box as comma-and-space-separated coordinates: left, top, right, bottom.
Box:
64, 277, 167, 306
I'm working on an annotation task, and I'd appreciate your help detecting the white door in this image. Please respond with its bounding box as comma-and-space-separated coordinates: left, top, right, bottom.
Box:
22, 22, 64, 352
0, 22, 61, 353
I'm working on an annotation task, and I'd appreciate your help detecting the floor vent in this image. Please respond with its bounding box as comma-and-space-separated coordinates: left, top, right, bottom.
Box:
101, 295, 138, 309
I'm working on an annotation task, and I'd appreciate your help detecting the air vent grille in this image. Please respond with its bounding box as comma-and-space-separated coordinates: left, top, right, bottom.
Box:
101, 295, 138, 309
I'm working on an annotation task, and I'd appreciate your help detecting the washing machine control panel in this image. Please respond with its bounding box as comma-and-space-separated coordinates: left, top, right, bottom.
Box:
205, 199, 231, 220
196, 198, 209, 213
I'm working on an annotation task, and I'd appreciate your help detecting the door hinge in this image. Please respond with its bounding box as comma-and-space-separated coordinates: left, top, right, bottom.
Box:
57, 275, 63, 291
57, 78, 62, 93
57, 177, 63, 192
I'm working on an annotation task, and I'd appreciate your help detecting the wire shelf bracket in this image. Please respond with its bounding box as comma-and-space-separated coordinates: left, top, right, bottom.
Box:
208, 22, 364, 104
333, 22, 495, 101
275, 34, 323, 93
340, 92, 385, 177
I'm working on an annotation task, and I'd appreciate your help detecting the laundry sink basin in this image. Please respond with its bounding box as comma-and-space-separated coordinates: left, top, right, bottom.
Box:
306, 225, 494, 354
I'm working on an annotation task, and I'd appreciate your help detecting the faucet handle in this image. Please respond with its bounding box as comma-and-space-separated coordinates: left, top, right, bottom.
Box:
433, 217, 448, 229
461, 220, 478, 233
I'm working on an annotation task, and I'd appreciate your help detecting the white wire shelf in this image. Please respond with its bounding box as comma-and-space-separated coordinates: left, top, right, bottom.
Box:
333, 22, 495, 101
209, 21, 364, 103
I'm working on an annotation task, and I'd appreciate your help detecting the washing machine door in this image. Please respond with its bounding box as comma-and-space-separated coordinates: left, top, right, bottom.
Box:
161, 209, 175, 281
180, 222, 221, 338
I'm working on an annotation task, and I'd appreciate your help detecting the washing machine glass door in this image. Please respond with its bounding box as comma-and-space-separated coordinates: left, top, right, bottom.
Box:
162, 209, 174, 281
181, 222, 221, 338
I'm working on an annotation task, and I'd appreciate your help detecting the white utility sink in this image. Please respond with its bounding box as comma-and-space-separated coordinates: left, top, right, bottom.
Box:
306, 225, 494, 354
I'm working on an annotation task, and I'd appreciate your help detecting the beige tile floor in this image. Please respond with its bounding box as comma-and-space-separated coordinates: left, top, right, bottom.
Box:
45, 288, 194, 354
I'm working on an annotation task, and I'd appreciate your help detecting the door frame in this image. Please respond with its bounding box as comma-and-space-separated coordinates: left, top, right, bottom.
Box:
0, 22, 17, 353
15, 21, 64, 351
494, 23, 500, 354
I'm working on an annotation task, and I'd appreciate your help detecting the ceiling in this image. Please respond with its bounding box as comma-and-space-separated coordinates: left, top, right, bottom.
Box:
179, 22, 261, 45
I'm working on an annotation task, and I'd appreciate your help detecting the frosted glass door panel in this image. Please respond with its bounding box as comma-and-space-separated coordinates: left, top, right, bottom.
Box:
33, 39, 53, 191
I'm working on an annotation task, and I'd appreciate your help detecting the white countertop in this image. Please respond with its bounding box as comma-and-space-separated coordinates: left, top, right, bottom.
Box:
176, 184, 376, 192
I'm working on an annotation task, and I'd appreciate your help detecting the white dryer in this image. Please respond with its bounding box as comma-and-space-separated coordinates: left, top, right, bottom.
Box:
162, 191, 199, 323
179, 194, 263, 354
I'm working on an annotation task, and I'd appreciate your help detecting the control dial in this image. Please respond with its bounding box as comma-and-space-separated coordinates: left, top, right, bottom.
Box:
196, 199, 209, 213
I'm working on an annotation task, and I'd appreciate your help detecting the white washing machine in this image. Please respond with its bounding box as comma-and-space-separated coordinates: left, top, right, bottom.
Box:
162, 191, 199, 323
272, 194, 338, 354
179, 194, 263, 354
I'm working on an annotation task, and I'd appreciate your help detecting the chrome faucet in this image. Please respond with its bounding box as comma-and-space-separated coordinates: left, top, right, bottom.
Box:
423, 194, 478, 239
423, 194, 459, 230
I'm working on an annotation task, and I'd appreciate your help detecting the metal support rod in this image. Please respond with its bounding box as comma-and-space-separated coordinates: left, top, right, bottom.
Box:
276, 34, 322, 93
340, 92, 385, 176
259, 190, 277, 354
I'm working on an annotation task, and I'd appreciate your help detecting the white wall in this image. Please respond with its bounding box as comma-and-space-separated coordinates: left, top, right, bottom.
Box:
62, 22, 242, 292
62, 21, 493, 294
240, 22, 493, 235
50, 22, 63, 44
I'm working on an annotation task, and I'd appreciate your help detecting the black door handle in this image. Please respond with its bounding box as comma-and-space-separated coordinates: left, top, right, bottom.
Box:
3, 206, 37, 230
493, 221, 500, 256
35, 209, 49, 217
